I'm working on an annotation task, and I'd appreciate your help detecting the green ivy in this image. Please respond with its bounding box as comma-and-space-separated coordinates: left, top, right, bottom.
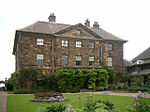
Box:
56, 67, 109, 92
18, 68, 38, 89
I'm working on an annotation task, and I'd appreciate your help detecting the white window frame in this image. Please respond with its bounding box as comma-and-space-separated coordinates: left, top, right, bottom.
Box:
76, 41, 82, 48
89, 56, 94, 61
37, 54, 44, 65
62, 40, 68, 47
37, 38, 44, 45
89, 56, 94, 66
108, 57, 112, 66
76, 56, 81, 61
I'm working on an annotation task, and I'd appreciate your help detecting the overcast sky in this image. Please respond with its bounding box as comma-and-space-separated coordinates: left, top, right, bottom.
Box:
0, 0, 150, 82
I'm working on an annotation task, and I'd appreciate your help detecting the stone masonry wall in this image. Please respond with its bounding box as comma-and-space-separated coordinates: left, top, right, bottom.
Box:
16, 32, 124, 74
54, 36, 100, 67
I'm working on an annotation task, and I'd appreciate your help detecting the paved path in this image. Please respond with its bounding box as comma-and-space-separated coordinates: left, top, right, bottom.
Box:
0, 92, 7, 112
64, 91, 150, 98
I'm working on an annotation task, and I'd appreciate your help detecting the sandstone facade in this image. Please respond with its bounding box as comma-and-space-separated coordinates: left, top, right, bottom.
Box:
13, 14, 127, 75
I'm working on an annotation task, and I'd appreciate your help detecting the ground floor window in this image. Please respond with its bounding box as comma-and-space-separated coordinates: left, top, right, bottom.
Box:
108, 57, 112, 66
76, 56, 81, 65
89, 56, 94, 66
37, 54, 44, 65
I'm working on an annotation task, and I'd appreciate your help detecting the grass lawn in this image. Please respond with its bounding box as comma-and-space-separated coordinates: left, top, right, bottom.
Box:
7, 93, 150, 112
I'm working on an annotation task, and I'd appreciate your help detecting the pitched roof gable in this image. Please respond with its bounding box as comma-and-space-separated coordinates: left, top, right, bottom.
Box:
132, 47, 150, 62
124, 59, 132, 67
55, 23, 101, 39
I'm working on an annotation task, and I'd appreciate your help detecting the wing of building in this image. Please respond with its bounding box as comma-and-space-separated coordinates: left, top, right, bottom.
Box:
131, 47, 150, 75
13, 13, 127, 74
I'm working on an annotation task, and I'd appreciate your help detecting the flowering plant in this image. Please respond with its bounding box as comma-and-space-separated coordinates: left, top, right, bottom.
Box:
132, 91, 150, 112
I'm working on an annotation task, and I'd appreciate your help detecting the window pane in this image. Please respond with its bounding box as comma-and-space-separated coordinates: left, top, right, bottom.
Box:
62, 40, 68, 47
62, 55, 68, 65
76, 61, 81, 65
108, 57, 112, 66
37, 54, 43, 59
76, 41, 81, 47
37, 38, 44, 45
108, 44, 112, 50
89, 42, 94, 48
89, 61, 94, 66
76, 56, 81, 61
89, 56, 94, 61
37, 59, 43, 65
37, 54, 44, 65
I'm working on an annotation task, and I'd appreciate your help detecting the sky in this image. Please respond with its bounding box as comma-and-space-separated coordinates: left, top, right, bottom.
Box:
0, 0, 150, 82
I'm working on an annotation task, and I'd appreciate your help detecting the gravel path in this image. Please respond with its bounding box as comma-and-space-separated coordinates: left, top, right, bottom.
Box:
63, 91, 150, 98
0, 92, 7, 112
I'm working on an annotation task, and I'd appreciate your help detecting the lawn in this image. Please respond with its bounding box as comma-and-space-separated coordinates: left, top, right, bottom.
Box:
7, 93, 150, 112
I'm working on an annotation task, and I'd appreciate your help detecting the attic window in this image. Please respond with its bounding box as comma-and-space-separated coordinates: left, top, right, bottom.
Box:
76, 30, 81, 36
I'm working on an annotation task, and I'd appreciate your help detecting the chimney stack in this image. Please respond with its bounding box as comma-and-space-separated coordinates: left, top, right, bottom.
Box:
84, 19, 90, 27
93, 22, 100, 28
48, 13, 56, 23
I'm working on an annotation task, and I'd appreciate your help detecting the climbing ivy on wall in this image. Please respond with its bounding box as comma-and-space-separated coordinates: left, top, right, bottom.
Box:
56, 67, 109, 92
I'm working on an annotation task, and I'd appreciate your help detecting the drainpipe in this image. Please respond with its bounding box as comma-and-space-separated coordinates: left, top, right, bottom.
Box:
51, 35, 55, 75
100, 41, 103, 63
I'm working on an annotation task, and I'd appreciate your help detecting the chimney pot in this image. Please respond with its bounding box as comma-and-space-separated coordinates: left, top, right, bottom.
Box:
48, 13, 56, 23
84, 19, 90, 27
93, 22, 100, 28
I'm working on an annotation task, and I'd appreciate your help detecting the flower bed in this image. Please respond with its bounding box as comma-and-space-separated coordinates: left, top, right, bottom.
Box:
30, 92, 68, 103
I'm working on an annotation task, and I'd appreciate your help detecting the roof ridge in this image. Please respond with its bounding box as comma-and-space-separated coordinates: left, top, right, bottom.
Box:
37, 21, 72, 26
132, 46, 150, 62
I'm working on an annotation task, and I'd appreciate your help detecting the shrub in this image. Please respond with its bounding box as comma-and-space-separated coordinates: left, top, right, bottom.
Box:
128, 87, 150, 92
18, 68, 38, 89
122, 84, 129, 89
11, 72, 19, 90
109, 85, 117, 90
5, 72, 19, 91
37, 75, 58, 91
55, 68, 86, 92
56, 67, 109, 92
5, 79, 13, 91
45, 104, 67, 112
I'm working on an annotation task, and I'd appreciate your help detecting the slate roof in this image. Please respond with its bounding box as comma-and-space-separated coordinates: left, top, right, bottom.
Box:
132, 47, 150, 62
19, 21, 127, 42
124, 59, 132, 67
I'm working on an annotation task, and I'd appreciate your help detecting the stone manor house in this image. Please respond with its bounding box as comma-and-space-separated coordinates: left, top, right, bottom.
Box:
13, 13, 127, 75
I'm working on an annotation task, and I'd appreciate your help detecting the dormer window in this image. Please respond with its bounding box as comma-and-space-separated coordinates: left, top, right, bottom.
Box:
37, 38, 44, 45
136, 60, 144, 64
